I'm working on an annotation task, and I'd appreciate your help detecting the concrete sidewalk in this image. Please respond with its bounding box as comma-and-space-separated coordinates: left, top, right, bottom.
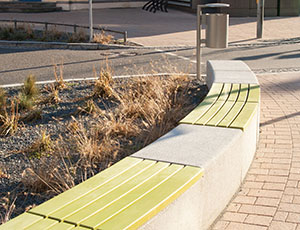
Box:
0, 8, 299, 46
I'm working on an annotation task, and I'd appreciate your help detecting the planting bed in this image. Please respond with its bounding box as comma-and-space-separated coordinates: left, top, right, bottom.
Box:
0, 24, 128, 45
0, 74, 207, 224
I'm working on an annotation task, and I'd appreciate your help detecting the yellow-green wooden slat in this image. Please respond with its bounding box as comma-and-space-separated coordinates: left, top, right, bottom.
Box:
48, 160, 156, 222
0, 213, 43, 230
218, 83, 232, 101
248, 84, 260, 103
194, 83, 231, 125
71, 226, 90, 230
25, 217, 59, 230
28, 157, 142, 217
227, 84, 240, 101
95, 166, 203, 230
180, 83, 224, 124
218, 101, 245, 128
237, 84, 249, 102
230, 103, 258, 131
205, 101, 235, 126
51, 161, 167, 224
47, 221, 76, 230
194, 100, 227, 125
78, 164, 185, 229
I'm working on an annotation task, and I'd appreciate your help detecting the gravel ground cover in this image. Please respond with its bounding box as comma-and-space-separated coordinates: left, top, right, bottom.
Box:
0, 73, 207, 224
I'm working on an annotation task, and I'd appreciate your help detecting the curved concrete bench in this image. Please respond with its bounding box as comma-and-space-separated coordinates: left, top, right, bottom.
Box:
0, 60, 260, 230
133, 60, 260, 229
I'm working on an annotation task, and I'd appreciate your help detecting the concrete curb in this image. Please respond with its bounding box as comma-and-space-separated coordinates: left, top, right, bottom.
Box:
0, 40, 196, 50
132, 60, 260, 229
0, 73, 201, 88
3, 39, 298, 51
0, 40, 141, 50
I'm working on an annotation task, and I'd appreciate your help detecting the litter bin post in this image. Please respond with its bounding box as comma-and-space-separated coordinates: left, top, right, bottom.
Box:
196, 3, 230, 81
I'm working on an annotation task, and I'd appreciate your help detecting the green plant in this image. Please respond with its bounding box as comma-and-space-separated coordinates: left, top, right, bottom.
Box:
19, 75, 39, 110
76, 99, 102, 116
24, 131, 54, 159
42, 26, 63, 42
68, 29, 88, 43
21, 109, 42, 123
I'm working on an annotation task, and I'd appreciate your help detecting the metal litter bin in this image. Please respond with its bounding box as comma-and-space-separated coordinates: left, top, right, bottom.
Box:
206, 13, 229, 48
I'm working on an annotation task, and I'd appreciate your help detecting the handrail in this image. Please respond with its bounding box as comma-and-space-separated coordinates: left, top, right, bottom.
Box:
0, 19, 127, 43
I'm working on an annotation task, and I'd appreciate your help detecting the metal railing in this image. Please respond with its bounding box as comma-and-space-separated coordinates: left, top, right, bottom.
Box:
0, 19, 128, 43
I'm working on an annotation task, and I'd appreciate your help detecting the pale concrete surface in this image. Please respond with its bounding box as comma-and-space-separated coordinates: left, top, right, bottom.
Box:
207, 60, 259, 88
132, 124, 242, 168
139, 179, 204, 230
0, 9, 299, 46
212, 72, 300, 230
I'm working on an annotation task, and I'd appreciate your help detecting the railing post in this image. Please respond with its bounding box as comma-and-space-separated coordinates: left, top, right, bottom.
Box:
14, 20, 17, 29
124, 31, 127, 43
257, 0, 264, 38
45, 23, 48, 31
74, 25, 77, 33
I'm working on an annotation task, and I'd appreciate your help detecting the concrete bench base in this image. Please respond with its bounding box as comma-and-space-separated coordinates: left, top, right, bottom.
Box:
134, 60, 260, 229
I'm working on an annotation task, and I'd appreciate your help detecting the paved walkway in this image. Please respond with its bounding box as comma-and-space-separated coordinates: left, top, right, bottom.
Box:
0, 9, 299, 46
212, 72, 300, 230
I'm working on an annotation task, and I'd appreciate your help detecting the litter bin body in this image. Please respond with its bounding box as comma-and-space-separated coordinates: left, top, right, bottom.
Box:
206, 13, 229, 48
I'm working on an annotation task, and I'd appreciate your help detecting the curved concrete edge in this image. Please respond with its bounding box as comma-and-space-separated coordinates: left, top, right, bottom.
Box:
132, 60, 260, 229
206, 60, 259, 89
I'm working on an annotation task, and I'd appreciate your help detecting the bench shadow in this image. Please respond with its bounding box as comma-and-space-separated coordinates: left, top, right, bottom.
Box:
260, 111, 300, 127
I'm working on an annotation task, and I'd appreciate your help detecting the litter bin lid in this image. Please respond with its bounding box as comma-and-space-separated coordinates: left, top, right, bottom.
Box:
204, 3, 230, 8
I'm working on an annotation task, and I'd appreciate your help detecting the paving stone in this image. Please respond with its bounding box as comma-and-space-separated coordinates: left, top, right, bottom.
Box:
212, 73, 300, 229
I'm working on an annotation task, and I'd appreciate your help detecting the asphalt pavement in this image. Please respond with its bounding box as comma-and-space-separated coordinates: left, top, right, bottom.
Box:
0, 8, 299, 85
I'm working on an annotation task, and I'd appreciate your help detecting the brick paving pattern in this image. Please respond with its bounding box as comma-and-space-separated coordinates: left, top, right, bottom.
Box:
212, 73, 300, 230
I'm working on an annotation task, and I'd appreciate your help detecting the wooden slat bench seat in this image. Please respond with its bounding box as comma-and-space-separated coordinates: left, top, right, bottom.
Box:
180, 83, 260, 131
1, 157, 203, 230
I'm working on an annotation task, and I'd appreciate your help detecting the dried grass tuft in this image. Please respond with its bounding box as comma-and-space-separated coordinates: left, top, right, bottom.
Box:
93, 31, 113, 44
92, 65, 115, 99
0, 88, 7, 115
19, 74, 199, 196
0, 100, 20, 137
40, 84, 61, 105
76, 99, 103, 116
0, 192, 17, 224
23, 131, 54, 159
53, 61, 66, 90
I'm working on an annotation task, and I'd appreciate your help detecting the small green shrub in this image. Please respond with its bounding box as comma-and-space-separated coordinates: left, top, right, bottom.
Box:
24, 131, 54, 159
19, 75, 39, 110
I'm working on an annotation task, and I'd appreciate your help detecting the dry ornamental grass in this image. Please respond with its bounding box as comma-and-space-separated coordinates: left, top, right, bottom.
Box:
0, 67, 207, 224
